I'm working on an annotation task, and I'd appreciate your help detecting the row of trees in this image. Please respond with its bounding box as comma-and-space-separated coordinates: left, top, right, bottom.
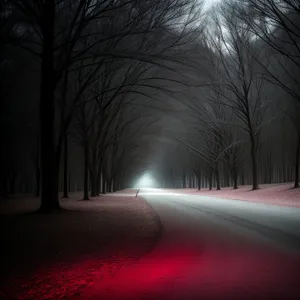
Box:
168, 0, 300, 190
1, 0, 299, 206
0, 0, 202, 210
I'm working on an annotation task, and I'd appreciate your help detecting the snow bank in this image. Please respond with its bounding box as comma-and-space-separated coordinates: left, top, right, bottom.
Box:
164, 183, 300, 207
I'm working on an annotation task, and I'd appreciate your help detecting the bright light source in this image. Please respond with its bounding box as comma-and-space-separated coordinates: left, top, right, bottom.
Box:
136, 174, 156, 188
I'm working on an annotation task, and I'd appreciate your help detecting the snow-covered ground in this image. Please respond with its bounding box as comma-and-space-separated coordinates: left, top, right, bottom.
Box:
163, 183, 300, 207
1, 185, 299, 299
0, 192, 160, 299
77, 189, 300, 299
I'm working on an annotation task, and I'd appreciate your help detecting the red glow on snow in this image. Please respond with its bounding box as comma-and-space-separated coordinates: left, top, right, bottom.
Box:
3, 190, 299, 299
110, 247, 198, 288
3, 245, 299, 300
76, 245, 300, 300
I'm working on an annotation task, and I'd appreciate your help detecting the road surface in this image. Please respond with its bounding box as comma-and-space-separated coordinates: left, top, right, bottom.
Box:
80, 189, 300, 299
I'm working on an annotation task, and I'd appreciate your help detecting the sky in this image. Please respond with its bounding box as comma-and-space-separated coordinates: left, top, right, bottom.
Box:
204, 0, 222, 8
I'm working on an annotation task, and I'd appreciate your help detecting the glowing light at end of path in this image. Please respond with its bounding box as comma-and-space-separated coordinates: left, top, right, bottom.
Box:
136, 174, 156, 188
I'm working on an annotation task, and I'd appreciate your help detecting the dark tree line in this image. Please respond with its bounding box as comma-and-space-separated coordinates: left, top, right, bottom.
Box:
163, 0, 300, 191
1, 0, 299, 204
0, 0, 201, 209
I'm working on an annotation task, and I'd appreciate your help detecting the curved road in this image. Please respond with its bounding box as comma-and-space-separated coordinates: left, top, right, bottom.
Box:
81, 189, 300, 299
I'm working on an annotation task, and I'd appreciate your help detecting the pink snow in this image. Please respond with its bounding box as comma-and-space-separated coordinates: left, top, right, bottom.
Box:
0, 192, 160, 299
163, 183, 300, 207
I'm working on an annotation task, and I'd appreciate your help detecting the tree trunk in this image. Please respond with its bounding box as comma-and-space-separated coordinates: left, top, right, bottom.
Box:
182, 172, 186, 188
118, 176, 123, 190
197, 170, 201, 190
90, 171, 96, 196
39, 1, 61, 212
107, 179, 110, 193
232, 167, 238, 189
294, 135, 300, 188
112, 179, 116, 192
208, 169, 213, 190
240, 170, 245, 186
114, 179, 118, 192
250, 133, 259, 190
101, 172, 106, 194
62, 135, 68, 198
188, 174, 192, 188
89, 163, 98, 197
215, 163, 221, 190
225, 169, 230, 187
83, 144, 89, 200
268, 152, 272, 183
68, 172, 71, 192
95, 160, 101, 195
108, 178, 113, 192
96, 171, 101, 195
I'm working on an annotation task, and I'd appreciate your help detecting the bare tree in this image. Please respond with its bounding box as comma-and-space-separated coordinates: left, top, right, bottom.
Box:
7, 0, 201, 211
205, 1, 268, 190
236, 0, 300, 103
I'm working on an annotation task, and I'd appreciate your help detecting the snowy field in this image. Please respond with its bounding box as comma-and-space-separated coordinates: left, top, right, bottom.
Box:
0, 184, 299, 299
162, 183, 300, 207
0, 192, 160, 299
